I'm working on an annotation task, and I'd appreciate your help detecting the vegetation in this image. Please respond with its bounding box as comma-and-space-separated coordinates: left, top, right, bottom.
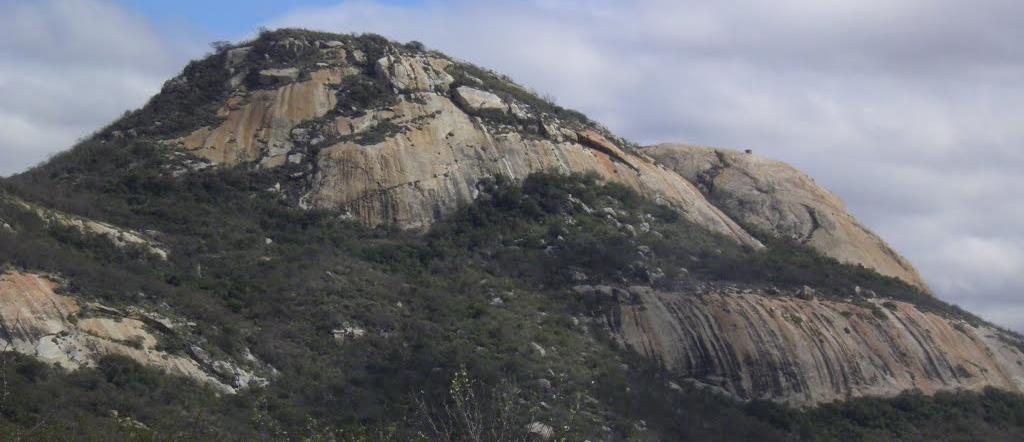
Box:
3, 146, 1019, 439
747, 388, 1024, 441
446, 62, 597, 133
106, 52, 231, 139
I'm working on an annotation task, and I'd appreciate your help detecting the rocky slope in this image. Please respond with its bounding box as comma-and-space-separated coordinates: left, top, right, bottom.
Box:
140, 32, 930, 290
646, 144, 929, 291
1, 193, 168, 260
601, 285, 1024, 405
0, 270, 263, 392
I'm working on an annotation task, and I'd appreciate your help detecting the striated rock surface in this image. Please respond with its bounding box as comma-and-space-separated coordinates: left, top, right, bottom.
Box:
646, 144, 929, 290
375, 52, 454, 92
0, 270, 262, 392
612, 286, 1024, 405
163, 41, 760, 246
303, 92, 757, 246
177, 68, 354, 165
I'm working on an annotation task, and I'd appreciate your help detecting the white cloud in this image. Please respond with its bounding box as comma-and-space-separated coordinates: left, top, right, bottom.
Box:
0, 0, 196, 176
273, 0, 1024, 329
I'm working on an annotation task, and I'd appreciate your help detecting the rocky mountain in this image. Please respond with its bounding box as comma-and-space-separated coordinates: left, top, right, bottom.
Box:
1, 29, 1022, 440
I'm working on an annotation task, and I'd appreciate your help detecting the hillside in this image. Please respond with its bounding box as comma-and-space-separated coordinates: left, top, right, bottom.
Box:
1, 28, 1023, 440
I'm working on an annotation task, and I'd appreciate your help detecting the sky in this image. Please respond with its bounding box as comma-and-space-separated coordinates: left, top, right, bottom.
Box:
1, 0, 1021, 329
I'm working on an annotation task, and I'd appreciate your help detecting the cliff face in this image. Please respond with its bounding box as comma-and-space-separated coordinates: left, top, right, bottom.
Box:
646, 144, 929, 291
303, 93, 754, 245
178, 68, 352, 165
610, 286, 1024, 405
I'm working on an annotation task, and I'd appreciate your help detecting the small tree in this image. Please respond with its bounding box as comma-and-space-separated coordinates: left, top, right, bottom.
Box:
210, 41, 232, 53
405, 40, 426, 51
414, 366, 531, 442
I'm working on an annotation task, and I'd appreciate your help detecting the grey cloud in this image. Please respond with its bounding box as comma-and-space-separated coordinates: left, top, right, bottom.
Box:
275, 0, 1024, 329
0, 0, 196, 176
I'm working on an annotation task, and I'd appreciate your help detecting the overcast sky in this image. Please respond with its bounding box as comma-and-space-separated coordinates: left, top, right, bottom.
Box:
1, 0, 1021, 330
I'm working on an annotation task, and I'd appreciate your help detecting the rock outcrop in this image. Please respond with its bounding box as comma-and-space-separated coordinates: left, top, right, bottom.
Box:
178, 68, 354, 165
611, 286, 1024, 405
0, 270, 262, 392
165, 42, 760, 247
375, 52, 454, 92
646, 144, 929, 290
1, 194, 168, 259
304, 92, 757, 246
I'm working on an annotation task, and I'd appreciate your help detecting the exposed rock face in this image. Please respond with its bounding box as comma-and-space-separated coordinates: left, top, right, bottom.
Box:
646, 144, 929, 290
178, 68, 353, 165
303, 92, 758, 247
0, 271, 262, 392
375, 52, 454, 92
613, 286, 1024, 405
165, 45, 759, 246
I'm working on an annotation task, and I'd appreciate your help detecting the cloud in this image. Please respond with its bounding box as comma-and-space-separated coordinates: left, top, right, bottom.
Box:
0, 0, 197, 176
273, 0, 1024, 329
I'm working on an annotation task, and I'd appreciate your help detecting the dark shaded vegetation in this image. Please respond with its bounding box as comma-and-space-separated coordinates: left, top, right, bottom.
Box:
252, 28, 393, 67
0, 353, 254, 440
367, 172, 972, 322
334, 75, 399, 117
747, 388, 1024, 441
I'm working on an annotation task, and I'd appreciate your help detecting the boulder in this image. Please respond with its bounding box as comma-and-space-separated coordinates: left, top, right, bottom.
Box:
797, 285, 816, 300
534, 378, 553, 391
569, 270, 588, 282
572, 285, 595, 297
525, 422, 554, 440
224, 46, 252, 68
529, 341, 547, 357
259, 67, 300, 84
271, 37, 309, 54
332, 323, 368, 341
453, 86, 506, 112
